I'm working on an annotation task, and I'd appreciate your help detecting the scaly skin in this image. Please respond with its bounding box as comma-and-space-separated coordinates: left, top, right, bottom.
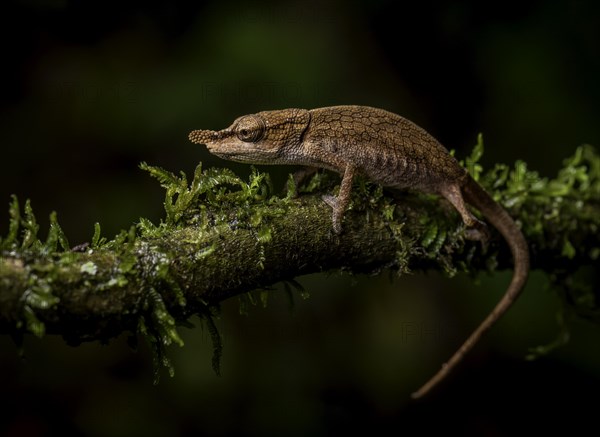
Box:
189, 105, 530, 398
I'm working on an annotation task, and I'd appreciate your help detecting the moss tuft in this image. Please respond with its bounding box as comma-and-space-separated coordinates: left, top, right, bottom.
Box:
2, 142, 600, 383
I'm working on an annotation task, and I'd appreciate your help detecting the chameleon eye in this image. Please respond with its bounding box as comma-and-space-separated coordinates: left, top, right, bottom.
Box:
235, 115, 266, 143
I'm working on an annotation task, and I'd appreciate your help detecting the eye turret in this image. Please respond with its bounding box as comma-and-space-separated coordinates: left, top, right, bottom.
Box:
235, 115, 266, 143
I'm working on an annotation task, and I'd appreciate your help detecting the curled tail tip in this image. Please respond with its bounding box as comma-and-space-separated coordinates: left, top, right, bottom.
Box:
411, 380, 441, 399
410, 388, 426, 400
410, 362, 450, 399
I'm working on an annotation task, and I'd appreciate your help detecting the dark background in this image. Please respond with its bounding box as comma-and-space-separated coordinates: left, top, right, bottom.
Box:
1, 0, 599, 435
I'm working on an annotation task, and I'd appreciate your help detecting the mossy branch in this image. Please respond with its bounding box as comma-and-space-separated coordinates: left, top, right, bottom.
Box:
1, 139, 599, 379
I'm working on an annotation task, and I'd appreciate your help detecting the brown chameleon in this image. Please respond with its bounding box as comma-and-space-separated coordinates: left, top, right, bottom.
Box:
189, 105, 529, 398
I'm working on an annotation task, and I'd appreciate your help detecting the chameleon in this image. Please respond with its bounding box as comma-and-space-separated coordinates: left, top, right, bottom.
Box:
188, 105, 530, 399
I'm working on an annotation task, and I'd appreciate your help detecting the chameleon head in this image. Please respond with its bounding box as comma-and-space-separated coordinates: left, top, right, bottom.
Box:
189, 108, 310, 165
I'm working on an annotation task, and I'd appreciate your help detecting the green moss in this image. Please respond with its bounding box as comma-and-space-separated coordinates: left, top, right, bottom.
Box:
477, 143, 600, 338
0, 198, 66, 338
147, 287, 184, 347
420, 222, 438, 249
137, 315, 173, 384
461, 133, 484, 181
22, 306, 45, 338
203, 311, 223, 376
21, 200, 40, 250
2, 142, 600, 383
285, 173, 297, 199
91, 222, 107, 248
0, 169, 236, 378
4, 195, 21, 249
137, 287, 185, 384
526, 308, 570, 360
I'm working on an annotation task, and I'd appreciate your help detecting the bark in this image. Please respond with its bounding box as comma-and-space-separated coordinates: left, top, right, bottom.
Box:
0, 146, 599, 352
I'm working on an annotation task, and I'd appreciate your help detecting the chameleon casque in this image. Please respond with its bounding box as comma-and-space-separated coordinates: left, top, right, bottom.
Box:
189, 105, 530, 398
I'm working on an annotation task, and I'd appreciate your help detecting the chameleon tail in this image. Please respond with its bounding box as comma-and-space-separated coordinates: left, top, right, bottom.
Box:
412, 177, 529, 399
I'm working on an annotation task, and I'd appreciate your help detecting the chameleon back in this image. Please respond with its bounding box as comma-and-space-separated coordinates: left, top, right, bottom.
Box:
306, 106, 466, 192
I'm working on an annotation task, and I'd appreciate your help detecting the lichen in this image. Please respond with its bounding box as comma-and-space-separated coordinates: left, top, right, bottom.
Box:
80, 261, 98, 275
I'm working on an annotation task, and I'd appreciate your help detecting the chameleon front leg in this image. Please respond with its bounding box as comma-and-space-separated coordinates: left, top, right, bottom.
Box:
322, 164, 357, 234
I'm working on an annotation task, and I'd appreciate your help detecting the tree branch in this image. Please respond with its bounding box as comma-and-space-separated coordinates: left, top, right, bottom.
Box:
1, 143, 599, 375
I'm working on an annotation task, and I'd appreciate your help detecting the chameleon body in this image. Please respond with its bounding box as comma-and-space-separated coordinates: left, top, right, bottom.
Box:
189, 105, 529, 398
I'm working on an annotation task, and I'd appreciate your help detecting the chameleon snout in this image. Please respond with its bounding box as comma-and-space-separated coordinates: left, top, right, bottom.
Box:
189, 129, 217, 145
188, 129, 232, 147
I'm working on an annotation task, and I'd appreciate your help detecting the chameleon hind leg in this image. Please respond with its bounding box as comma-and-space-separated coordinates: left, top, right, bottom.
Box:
440, 183, 490, 243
